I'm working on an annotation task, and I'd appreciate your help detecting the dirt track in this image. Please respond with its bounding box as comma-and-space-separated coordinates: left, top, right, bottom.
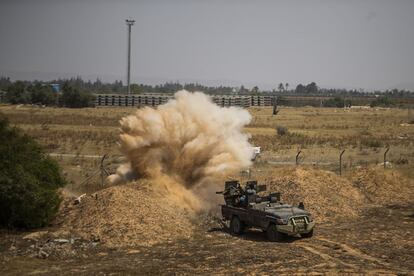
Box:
1, 203, 413, 275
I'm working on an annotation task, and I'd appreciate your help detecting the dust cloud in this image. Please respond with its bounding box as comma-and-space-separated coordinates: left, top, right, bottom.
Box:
108, 90, 253, 211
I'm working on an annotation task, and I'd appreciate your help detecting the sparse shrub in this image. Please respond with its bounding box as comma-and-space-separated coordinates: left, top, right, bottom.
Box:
276, 126, 288, 136
395, 157, 409, 165
0, 114, 66, 228
370, 96, 394, 107
361, 138, 383, 148
359, 129, 371, 136
323, 97, 351, 108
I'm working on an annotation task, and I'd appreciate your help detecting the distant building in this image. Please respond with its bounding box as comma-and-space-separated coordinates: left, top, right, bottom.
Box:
94, 93, 272, 108
50, 84, 60, 93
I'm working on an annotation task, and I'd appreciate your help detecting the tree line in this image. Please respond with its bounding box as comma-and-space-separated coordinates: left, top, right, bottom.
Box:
1, 76, 413, 108
0, 78, 95, 107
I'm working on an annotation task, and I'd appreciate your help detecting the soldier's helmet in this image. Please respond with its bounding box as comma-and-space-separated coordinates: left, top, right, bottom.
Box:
245, 180, 258, 191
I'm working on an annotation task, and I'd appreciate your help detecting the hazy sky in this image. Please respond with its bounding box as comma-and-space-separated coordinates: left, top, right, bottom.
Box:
0, 0, 413, 90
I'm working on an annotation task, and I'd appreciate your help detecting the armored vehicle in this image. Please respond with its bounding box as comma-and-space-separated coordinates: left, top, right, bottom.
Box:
217, 180, 315, 241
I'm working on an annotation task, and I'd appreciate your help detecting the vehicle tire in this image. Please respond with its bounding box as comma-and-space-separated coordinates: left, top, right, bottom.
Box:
266, 224, 285, 242
301, 229, 314, 238
230, 216, 244, 235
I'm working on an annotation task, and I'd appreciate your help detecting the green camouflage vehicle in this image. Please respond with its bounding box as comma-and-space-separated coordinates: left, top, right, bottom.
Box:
217, 180, 315, 241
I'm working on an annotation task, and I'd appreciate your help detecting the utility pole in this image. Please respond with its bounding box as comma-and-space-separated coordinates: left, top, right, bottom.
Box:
126, 18, 135, 95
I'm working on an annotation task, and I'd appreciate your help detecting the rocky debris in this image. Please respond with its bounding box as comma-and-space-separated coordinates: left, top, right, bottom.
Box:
2, 230, 100, 260
29, 238, 99, 259
37, 249, 49, 259
74, 193, 86, 205
377, 161, 392, 168
53, 239, 70, 244
22, 231, 49, 241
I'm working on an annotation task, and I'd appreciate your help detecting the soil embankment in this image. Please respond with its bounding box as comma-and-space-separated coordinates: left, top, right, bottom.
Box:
55, 181, 195, 248
55, 166, 413, 247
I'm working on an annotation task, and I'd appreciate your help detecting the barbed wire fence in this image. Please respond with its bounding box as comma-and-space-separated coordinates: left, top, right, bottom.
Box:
253, 146, 411, 178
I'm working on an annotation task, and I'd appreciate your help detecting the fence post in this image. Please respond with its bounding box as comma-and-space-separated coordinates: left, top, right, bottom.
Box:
100, 154, 109, 186
384, 147, 390, 169
339, 150, 345, 176
272, 96, 279, 116
296, 150, 302, 166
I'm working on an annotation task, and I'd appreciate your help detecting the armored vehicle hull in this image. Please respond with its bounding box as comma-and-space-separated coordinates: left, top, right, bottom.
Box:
222, 204, 315, 241
217, 180, 315, 241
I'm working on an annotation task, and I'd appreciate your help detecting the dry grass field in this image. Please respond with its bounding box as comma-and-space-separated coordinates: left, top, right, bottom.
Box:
1, 103, 414, 274
1, 104, 413, 192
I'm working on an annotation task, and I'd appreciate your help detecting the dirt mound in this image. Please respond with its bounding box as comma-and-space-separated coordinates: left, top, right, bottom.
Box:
54, 167, 413, 247
257, 167, 365, 222
55, 180, 195, 248
349, 167, 414, 204
255, 166, 414, 222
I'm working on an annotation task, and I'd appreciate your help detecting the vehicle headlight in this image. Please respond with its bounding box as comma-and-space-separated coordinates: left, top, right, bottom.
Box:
276, 218, 288, 225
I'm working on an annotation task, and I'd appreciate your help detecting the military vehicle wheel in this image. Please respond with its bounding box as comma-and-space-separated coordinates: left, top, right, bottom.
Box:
301, 229, 314, 238
266, 224, 285, 242
230, 216, 244, 235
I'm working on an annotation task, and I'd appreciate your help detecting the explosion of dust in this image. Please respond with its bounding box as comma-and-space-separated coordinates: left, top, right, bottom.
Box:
108, 90, 253, 211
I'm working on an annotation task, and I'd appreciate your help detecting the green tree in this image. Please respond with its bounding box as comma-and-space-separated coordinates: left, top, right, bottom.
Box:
5, 81, 29, 104
0, 115, 66, 228
305, 82, 318, 94
239, 85, 248, 94
28, 83, 57, 105
60, 82, 95, 108
0, 77, 12, 90
295, 84, 306, 94
130, 83, 142, 94
251, 86, 259, 94
278, 83, 284, 93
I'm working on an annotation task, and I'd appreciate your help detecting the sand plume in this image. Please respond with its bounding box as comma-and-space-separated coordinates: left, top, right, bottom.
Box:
108, 90, 253, 210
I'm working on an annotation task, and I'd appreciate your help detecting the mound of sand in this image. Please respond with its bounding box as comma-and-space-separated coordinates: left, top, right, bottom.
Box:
55, 167, 413, 247
349, 167, 414, 204
55, 180, 195, 248
256, 166, 414, 222
258, 168, 365, 222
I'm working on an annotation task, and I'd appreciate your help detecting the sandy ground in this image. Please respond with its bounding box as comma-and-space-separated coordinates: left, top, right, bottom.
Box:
1, 203, 413, 275
1, 105, 413, 274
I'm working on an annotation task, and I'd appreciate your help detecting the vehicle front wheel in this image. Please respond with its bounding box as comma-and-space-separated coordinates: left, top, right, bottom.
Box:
301, 229, 314, 238
230, 216, 244, 235
266, 224, 285, 242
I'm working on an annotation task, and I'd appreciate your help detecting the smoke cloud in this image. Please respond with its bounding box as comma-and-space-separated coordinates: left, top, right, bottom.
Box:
108, 90, 253, 210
